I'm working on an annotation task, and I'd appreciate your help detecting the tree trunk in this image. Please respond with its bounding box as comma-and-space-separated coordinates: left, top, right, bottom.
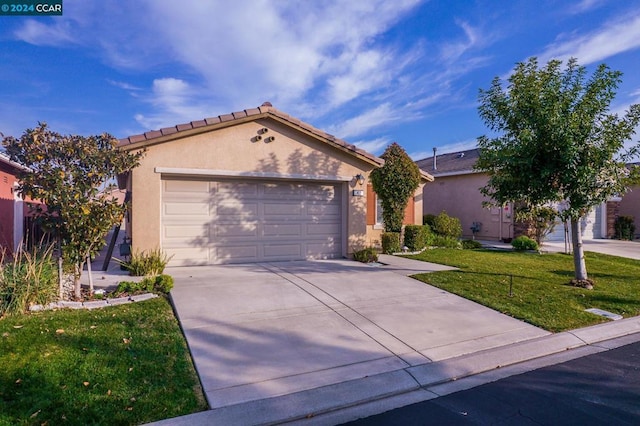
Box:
570, 218, 588, 281
74, 263, 82, 300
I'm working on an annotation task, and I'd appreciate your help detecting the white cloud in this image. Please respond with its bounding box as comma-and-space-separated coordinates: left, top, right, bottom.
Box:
107, 80, 143, 92
436, 138, 479, 155
14, 20, 76, 46
538, 13, 640, 65
135, 0, 424, 111
353, 137, 391, 155
568, 0, 607, 14
328, 103, 407, 139
439, 20, 481, 63
133, 78, 218, 130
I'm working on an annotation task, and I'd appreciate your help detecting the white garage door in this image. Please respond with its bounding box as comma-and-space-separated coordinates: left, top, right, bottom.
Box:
161, 178, 343, 265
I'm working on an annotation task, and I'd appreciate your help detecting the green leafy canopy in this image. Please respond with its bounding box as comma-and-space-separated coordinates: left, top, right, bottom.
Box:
475, 57, 640, 282
2, 123, 145, 298
370, 142, 421, 232
475, 57, 640, 219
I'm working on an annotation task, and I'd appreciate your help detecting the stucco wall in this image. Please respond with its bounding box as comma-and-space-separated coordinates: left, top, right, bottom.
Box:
619, 185, 640, 237
422, 173, 513, 240
127, 117, 391, 257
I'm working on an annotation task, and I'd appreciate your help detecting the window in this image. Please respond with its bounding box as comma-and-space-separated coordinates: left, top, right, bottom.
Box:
373, 195, 384, 229
375, 196, 384, 226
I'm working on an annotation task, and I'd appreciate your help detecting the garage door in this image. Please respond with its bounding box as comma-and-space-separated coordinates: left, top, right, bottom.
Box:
161, 178, 343, 265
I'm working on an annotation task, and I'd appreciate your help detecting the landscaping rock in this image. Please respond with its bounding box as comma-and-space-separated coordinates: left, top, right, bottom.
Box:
130, 293, 158, 302
83, 300, 109, 309
58, 301, 84, 309
107, 297, 131, 306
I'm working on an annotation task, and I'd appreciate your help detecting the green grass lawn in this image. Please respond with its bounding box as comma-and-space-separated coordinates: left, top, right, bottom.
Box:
0, 297, 207, 426
408, 249, 640, 332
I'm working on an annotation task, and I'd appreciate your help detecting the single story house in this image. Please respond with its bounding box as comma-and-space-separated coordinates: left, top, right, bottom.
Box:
0, 153, 32, 255
118, 103, 432, 265
416, 148, 632, 241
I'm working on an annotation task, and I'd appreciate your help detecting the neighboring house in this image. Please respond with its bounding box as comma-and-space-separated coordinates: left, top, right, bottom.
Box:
118, 103, 432, 265
616, 186, 640, 238
416, 149, 514, 241
0, 153, 32, 255
416, 148, 628, 241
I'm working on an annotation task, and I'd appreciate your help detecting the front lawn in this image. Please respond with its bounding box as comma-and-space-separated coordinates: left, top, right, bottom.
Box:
0, 297, 207, 425
408, 249, 640, 332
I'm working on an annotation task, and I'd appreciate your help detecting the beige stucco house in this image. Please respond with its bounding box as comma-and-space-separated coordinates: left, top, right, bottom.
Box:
417, 149, 514, 241
118, 103, 432, 265
417, 148, 637, 241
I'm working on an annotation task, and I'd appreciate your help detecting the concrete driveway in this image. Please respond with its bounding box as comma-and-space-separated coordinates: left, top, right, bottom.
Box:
168, 255, 549, 413
542, 239, 640, 260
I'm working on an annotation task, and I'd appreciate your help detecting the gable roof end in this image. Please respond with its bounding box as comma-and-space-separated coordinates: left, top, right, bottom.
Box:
118, 102, 434, 182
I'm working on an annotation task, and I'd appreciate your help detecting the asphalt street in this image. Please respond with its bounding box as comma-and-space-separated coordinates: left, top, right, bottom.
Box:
345, 341, 640, 425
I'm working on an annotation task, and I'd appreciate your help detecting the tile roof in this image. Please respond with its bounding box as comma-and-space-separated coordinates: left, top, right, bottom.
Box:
118, 103, 433, 181
0, 152, 29, 173
415, 148, 481, 176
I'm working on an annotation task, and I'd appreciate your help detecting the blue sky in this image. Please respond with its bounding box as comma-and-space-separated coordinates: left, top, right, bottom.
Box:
1, 0, 640, 160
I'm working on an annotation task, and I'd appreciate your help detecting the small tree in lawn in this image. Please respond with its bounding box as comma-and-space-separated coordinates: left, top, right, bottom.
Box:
475, 57, 640, 287
2, 123, 144, 299
370, 142, 421, 232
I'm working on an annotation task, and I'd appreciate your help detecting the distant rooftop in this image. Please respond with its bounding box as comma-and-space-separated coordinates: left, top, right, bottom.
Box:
415, 148, 480, 176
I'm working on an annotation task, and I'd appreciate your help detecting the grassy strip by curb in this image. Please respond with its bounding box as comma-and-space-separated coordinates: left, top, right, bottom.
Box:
0, 297, 207, 425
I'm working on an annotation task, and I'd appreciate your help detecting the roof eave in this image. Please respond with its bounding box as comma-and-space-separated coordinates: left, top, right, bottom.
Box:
118, 105, 385, 168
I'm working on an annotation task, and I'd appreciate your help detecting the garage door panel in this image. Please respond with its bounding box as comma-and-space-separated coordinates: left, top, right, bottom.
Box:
263, 224, 302, 236
217, 202, 258, 218
214, 246, 258, 263
306, 185, 336, 199
264, 244, 302, 258
166, 247, 209, 265
306, 242, 339, 258
164, 224, 205, 239
264, 203, 303, 216
217, 182, 259, 195
164, 180, 210, 194
307, 204, 340, 216
264, 183, 304, 197
164, 202, 210, 217
162, 178, 343, 264
213, 223, 258, 238
307, 223, 341, 236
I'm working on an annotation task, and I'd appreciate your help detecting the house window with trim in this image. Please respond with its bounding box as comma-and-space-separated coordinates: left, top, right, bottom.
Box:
375, 197, 384, 228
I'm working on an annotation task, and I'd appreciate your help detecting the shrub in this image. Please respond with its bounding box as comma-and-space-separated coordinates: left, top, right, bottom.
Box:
614, 215, 635, 240
423, 214, 437, 228
115, 247, 173, 276
154, 274, 174, 293
353, 247, 379, 263
431, 235, 462, 249
512, 235, 539, 251
381, 232, 401, 254
115, 274, 174, 296
432, 211, 462, 239
0, 245, 58, 316
404, 225, 431, 251
462, 239, 483, 249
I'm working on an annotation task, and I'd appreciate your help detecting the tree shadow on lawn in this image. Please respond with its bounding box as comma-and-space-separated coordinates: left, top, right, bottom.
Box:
550, 269, 640, 282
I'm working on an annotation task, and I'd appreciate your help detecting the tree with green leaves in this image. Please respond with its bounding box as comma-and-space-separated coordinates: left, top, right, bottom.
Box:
2, 123, 144, 299
475, 57, 640, 286
370, 142, 421, 232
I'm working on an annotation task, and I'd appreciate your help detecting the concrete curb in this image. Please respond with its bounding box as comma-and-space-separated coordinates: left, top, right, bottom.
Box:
148, 317, 640, 426
29, 293, 159, 312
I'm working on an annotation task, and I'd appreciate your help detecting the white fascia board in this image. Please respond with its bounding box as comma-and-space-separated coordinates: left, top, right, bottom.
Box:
154, 167, 352, 182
